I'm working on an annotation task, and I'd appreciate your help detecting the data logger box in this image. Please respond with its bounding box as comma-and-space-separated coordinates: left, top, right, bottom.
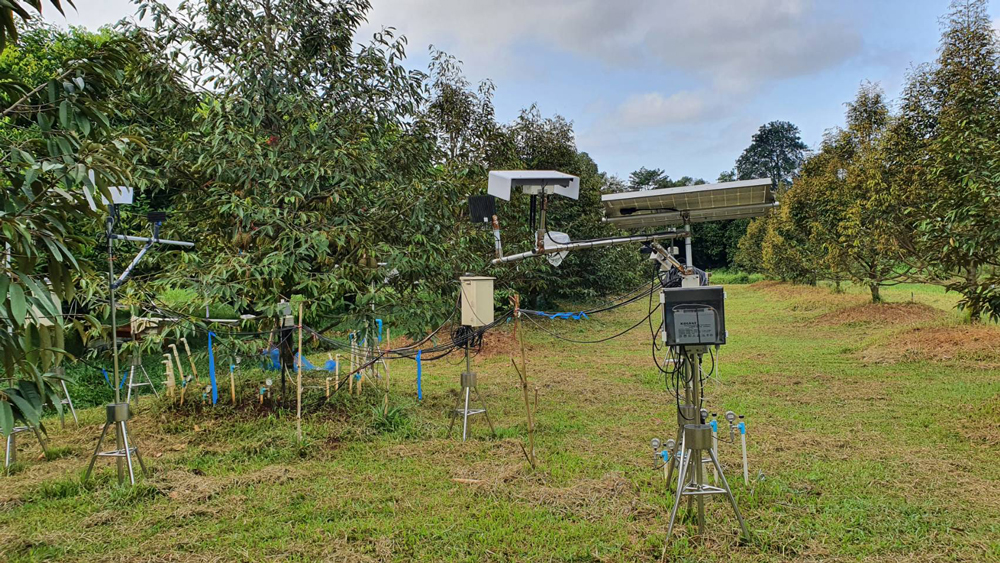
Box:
660, 286, 726, 346
460, 276, 495, 327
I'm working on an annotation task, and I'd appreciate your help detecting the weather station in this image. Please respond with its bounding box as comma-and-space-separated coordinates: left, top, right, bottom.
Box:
483, 170, 777, 543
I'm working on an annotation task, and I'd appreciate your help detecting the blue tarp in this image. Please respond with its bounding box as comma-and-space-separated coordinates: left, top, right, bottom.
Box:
525, 310, 589, 320
263, 348, 337, 372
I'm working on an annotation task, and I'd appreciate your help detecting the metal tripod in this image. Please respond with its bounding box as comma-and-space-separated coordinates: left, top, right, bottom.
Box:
666, 423, 748, 539
84, 403, 149, 485
4, 425, 46, 470
53, 366, 78, 426
663, 346, 749, 541
125, 350, 159, 404
447, 341, 495, 441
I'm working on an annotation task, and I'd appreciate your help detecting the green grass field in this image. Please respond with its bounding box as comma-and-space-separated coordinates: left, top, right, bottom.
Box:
2, 282, 999, 562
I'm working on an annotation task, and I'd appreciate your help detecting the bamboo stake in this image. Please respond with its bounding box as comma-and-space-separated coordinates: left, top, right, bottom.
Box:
163, 353, 175, 392
162, 358, 175, 400
180, 337, 198, 382
230, 362, 237, 404
335, 354, 341, 391
296, 302, 304, 442
169, 344, 185, 382
349, 334, 355, 395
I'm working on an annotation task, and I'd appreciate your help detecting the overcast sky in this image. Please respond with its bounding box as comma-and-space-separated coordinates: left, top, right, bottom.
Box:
46, 0, 1000, 181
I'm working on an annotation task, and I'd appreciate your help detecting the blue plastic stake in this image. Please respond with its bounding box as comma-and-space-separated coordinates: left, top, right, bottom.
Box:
102, 368, 111, 387
207, 331, 218, 405
376, 319, 383, 342
416, 350, 423, 401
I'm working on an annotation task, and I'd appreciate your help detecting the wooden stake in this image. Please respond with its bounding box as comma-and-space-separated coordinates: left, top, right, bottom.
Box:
180, 337, 198, 382
296, 302, 304, 442
349, 334, 355, 395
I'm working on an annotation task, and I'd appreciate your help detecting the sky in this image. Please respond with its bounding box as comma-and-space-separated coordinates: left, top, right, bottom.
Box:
46, 0, 1000, 182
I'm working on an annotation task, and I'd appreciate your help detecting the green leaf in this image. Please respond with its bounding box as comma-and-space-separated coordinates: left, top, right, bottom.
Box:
8, 283, 25, 327
6, 391, 39, 427
59, 100, 69, 128
0, 400, 12, 438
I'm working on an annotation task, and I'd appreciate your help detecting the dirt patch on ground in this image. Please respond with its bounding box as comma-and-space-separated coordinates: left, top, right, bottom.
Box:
479, 326, 520, 358
152, 465, 301, 503
816, 302, 943, 326
861, 325, 1000, 365
964, 395, 1000, 446
752, 281, 863, 312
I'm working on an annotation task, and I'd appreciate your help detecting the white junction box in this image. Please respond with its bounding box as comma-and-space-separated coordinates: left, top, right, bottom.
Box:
460, 276, 495, 327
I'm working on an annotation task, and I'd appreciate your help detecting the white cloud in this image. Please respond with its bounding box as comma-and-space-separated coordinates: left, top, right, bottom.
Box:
360, 0, 862, 90
41, 0, 180, 29
615, 91, 710, 127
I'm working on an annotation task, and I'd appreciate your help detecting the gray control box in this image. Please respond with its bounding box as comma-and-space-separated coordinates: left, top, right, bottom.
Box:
661, 286, 726, 346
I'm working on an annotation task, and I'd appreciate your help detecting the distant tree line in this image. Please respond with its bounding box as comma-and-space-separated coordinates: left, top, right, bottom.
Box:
736, 0, 999, 319
1, 0, 997, 430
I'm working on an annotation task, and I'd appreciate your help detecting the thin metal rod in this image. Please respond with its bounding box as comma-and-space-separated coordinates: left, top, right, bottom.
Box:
665, 426, 682, 490
84, 422, 111, 482
492, 231, 681, 264
107, 215, 120, 405
709, 448, 750, 538
61, 380, 78, 424
473, 386, 495, 435
120, 422, 136, 485
461, 386, 471, 442
684, 222, 693, 268
109, 234, 194, 247
665, 447, 691, 540
112, 240, 153, 289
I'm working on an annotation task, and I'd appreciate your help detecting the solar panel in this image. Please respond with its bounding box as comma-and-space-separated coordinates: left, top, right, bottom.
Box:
601, 178, 777, 229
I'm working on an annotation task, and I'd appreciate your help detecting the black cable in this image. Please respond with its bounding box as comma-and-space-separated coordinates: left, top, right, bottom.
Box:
523, 305, 658, 345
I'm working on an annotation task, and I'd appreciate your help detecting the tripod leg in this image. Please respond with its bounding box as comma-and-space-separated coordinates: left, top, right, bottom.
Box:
120, 422, 136, 485
144, 366, 159, 399
447, 390, 462, 438
696, 452, 706, 536
61, 380, 78, 425
473, 386, 495, 435
665, 427, 683, 491
665, 449, 692, 540
4, 433, 13, 469
127, 365, 135, 404
84, 422, 111, 483
461, 386, 471, 442
114, 424, 124, 484
709, 448, 750, 538
133, 441, 150, 477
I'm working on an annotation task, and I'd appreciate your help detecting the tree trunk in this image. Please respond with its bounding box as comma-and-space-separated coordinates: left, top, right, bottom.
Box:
869, 283, 881, 303
966, 264, 981, 323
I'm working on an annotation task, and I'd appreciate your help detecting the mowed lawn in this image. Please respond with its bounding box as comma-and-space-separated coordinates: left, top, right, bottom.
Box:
1, 282, 999, 562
